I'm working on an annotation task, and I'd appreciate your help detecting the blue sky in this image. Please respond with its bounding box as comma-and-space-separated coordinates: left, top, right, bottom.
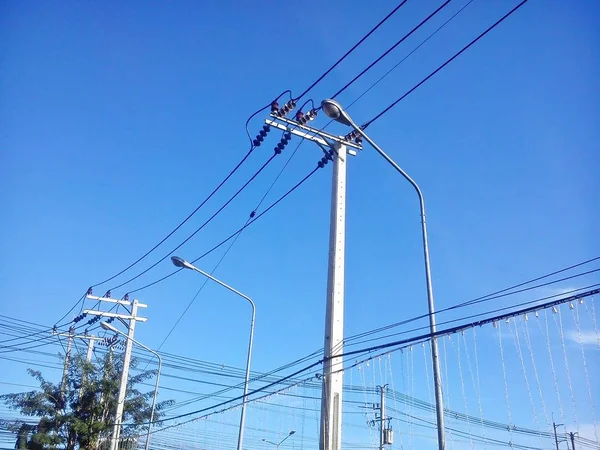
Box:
1, 0, 599, 448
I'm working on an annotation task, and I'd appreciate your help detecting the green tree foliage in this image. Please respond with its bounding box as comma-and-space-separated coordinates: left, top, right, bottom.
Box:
1, 351, 173, 450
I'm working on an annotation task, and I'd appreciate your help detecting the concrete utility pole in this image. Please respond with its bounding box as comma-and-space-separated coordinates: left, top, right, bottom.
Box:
266, 113, 361, 450
84, 294, 147, 450
320, 141, 347, 450
379, 385, 387, 450
265, 113, 360, 450
554, 422, 564, 450
59, 326, 75, 401
569, 432, 577, 450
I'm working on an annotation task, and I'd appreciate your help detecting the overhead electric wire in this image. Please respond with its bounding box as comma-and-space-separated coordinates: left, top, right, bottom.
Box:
51, 92, 292, 329
108, 151, 282, 292
343, 0, 475, 110
294, 0, 409, 102
131, 288, 595, 430
344, 256, 600, 344
329, 0, 452, 100
153, 138, 309, 352
363, 0, 530, 128
126, 156, 326, 294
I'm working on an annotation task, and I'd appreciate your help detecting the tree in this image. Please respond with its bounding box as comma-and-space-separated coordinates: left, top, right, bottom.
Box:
1, 351, 173, 450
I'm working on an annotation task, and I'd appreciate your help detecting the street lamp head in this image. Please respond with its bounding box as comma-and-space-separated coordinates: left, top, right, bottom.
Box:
289, 431, 296, 436
101, 321, 118, 333
171, 256, 193, 270
321, 99, 353, 127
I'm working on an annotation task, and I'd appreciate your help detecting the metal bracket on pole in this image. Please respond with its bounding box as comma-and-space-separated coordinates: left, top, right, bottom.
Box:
265, 115, 361, 155
83, 310, 147, 322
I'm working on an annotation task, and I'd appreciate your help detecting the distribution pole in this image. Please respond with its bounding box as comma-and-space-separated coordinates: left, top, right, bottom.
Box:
569, 432, 576, 450
111, 300, 139, 450
264, 114, 360, 450
554, 422, 562, 450
379, 385, 387, 450
83, 294, 147, 450
320, 142, 347, 450
60, 326, 75, 401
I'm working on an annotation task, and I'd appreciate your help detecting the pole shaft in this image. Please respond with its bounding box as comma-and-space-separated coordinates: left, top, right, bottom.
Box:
570, 432, 575, 450
144, 352, 161, 450
237, 305, 255, 450
60, 327, 74, 400
380, 386, 386, 450
111, 301, 138, 450
554, 422, 560, 450
320, 143, 347, 450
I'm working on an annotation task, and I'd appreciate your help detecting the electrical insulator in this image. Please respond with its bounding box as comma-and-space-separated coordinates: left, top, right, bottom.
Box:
87, 287, 93, 296
124, 293, 129, 301
354, 134, 363, 145
253, 125, 271, 147
249, 210, 256, 218
295, 110, 304, 122
105, 290, 111, 298
271, 100, 279, 113
278, 100, 296, 117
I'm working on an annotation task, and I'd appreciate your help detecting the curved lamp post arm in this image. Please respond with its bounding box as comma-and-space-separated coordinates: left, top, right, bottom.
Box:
320, 98, 445, 450
171, 256, 255, 450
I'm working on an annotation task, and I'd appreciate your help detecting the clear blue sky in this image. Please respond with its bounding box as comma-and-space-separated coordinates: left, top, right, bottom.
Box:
1, 0, 599, 446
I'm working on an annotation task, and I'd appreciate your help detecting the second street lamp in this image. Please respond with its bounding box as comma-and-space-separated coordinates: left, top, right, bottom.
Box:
171, 256, 255, 450
100, 321, 162, 450
262, 430, 296, 449
321, 98, 447, 450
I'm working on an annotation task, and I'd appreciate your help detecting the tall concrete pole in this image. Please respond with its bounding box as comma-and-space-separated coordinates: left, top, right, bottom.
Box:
320, 142, 347, 450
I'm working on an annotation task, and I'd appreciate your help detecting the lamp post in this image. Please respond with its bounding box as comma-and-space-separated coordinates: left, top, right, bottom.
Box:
321, 98, 447, 450
171, 256, 255, 450
262, 430, 296, 449
101, 322, 162, 450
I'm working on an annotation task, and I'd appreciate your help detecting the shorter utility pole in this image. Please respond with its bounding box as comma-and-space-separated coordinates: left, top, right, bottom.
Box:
569, 432, 577, 450
84, 293, 147, 450
365, 385, 393, 450
59, 326, 75, 401
554, 422, 564, 450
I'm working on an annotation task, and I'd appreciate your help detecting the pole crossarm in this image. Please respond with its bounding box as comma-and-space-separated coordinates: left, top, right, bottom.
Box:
83, 310, 148, 322
265, 116, 361, 155
86, 294, 147, 308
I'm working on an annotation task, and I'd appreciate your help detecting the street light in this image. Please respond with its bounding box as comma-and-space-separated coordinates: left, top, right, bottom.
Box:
262, 430, 296, 449
171, 256, 256, 450
101, 321, 162, 450
322, 98, 447, 450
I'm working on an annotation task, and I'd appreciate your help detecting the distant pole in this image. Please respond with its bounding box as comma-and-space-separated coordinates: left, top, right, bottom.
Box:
60, 326, 75, 400
569, 432, 576, 450
553, 422, 563, 450
379, 385, 387, 450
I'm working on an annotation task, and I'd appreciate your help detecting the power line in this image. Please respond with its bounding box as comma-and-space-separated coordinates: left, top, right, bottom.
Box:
152, 138, 309, 352
345, 256, 600, 344
294, 0, 409, 102
343, 0, 475, 111
107, 149, 284, 292
363, 0, 530, 128
330, 0, 452, 100
125, 153, 329, 295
